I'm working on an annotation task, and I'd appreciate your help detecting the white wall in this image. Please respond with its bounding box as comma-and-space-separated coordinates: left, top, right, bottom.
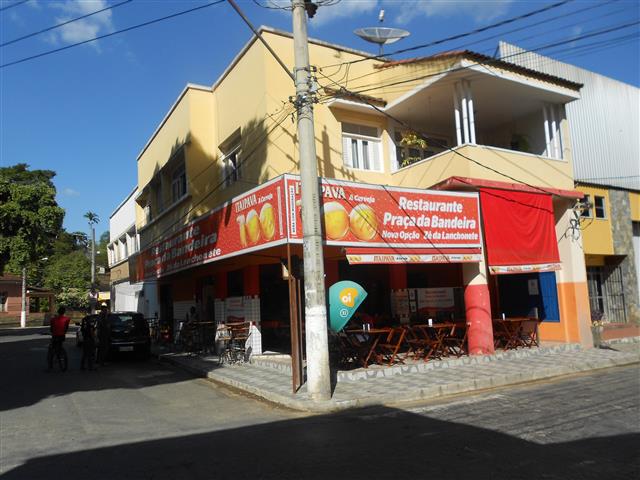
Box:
110, 188, 137, 243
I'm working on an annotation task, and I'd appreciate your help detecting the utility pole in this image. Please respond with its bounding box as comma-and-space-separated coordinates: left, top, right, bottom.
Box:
291, 0, 331, 401
20, 266, 26, 328
84, 212, 99, 314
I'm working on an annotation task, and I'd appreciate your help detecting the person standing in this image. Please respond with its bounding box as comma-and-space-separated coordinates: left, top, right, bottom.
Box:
80, 315, 97, 370
96, 304, 111, 366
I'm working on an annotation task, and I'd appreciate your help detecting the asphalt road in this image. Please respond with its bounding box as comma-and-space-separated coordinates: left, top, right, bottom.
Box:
1, 329, 638, 479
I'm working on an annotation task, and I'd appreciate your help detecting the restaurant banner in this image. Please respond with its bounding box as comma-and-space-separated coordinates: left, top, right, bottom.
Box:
138, 177, 287, 279
284, 175, 481, 249
138, 175, 483, 279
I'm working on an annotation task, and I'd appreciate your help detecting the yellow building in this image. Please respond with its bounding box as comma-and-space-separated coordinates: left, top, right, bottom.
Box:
580, 185, 640, 324
130, 27, 592, 361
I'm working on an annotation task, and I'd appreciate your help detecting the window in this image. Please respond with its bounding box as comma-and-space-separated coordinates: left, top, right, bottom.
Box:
222, 146, 241, 187
0, 291, 7, 312
171, 163, 187, 203
393, 130, 448, 168
154, 177, 163, 214
580, 194, 592, 218
594, 196, 606, 219
341, 123, 382, 172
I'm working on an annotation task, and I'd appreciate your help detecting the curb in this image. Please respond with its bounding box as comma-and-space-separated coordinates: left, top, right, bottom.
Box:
160, 352, 640, 413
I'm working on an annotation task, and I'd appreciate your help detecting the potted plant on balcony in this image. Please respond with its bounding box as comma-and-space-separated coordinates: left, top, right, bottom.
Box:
510, 133, 531, 153
399, 130, 428, 168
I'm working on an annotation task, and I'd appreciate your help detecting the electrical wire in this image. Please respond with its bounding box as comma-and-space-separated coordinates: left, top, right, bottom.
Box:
1, 0, 134, 48
139, 102, 297, 251
334, 20, 640, 97
319, 0, 575, 69
0, 0, 226, 69
0, 0, 29, 12
325, 0, 623, 88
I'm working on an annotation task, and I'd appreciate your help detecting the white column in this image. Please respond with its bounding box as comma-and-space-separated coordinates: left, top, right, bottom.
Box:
459, 83, 470, 144
465, 80, 476, 144
543, 104, 551, 157
550, 105, 560, 159
453, 85, 462, 146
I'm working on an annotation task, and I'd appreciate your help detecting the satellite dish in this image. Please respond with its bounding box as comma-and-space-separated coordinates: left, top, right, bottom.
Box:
354, 27, 410, 55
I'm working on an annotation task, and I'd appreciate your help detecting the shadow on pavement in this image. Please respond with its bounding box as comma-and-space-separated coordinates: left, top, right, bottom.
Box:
1, 405, 638, 479
0, 335, 187, 413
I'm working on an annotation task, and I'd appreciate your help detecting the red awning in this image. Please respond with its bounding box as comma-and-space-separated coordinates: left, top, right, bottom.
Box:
480, 188, 561, 274
345, 247, 482, 265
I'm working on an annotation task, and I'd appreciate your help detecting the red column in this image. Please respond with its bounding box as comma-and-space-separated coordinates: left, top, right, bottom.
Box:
243, 265, 260, 296
388, 264, 407, 290
463, 263, 494, 355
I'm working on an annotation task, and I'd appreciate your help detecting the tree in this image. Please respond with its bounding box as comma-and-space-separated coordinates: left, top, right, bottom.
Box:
43, 250, 91, 292
0, 164, 64, 275
96, 230, 110, 269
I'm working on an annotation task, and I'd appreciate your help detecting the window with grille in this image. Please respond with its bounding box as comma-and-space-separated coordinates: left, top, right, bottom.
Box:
341, 123, 382, 172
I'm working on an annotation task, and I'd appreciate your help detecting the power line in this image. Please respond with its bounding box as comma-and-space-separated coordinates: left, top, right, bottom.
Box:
316, 69, 577, 200
0, 0, 226, 69
326, 0, 622, 88
0, 0, 29, 12
336, 20, 640, 97
1, 0, 133, 48
320, 0, 575, 69
139, 103, 297, 251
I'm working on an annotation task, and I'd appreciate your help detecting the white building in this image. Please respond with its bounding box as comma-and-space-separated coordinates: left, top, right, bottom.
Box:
108, 187, 158, 318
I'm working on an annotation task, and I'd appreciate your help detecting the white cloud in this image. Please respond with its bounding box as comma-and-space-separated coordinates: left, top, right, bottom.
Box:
265, 0, 379, 27
47, 0, 115, 51
309, 0, 379, 26
62, 188, 80, 197
389, 0, 514, 24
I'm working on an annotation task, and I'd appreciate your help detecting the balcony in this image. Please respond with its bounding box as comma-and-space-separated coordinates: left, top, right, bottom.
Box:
381, 58, 580, 191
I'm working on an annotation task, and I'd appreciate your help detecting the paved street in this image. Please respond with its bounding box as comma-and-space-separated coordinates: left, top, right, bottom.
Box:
1, 330, 638, 479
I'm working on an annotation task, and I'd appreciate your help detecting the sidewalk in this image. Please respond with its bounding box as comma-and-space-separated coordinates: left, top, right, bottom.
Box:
158, 342, 640, 413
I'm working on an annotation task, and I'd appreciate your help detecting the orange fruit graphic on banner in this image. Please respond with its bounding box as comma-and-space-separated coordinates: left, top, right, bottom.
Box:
246, 209, 261, 244
260, 203, 276, 241
323, 202, 349, 240
339, 287, 359, 307
350, 204, 378, 241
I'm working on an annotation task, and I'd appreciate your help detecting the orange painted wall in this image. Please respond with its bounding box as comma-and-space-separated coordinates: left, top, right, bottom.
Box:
539, 281, 592, 345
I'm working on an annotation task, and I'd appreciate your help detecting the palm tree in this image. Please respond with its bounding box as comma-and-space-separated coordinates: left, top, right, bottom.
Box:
84, 212, 100, 303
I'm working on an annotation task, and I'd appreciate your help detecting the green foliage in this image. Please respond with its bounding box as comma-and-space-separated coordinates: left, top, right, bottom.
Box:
0, 164, 64, 274
56, 287, 89, 310
96, 230, 110, 269
43, 250, 90, 292
399, 131, 428, 168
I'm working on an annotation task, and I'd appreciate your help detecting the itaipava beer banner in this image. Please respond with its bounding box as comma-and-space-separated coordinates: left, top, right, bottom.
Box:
284, 175, 481, 249
137, 175, 482, 279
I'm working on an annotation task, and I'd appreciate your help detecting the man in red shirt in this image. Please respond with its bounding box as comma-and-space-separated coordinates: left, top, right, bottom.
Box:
48, 306, 70, 371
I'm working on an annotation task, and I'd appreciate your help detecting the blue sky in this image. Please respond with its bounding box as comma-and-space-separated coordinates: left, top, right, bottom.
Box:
1, 0, 639, 239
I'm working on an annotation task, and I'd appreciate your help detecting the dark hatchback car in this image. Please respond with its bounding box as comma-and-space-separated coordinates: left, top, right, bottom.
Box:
108, 312, 151, 358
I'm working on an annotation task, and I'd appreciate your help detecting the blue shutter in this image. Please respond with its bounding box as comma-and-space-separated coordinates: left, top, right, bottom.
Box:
539, 272, 560, 322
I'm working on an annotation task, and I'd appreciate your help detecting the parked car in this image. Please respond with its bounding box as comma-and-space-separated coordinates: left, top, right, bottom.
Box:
107, 311, 151, 359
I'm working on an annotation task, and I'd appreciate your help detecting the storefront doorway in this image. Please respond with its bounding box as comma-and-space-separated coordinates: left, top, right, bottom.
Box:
496, 272, 560, 322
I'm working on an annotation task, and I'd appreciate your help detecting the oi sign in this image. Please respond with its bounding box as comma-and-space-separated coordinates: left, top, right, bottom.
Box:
328, 281, 367, 333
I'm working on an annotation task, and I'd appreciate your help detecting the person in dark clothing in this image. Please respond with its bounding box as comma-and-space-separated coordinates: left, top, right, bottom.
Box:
96, 305, 111, 366
80, 315, 97, 370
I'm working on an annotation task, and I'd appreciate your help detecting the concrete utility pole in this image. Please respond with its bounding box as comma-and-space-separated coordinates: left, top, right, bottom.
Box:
20, 266, 26, 328
85, 212, 99, 314
291, 0, 331, 401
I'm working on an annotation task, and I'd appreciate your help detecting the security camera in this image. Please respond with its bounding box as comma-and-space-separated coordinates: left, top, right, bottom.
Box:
378, 9, 385, 23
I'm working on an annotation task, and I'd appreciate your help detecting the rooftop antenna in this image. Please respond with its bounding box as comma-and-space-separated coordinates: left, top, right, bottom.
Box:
354, 9, 410, 56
